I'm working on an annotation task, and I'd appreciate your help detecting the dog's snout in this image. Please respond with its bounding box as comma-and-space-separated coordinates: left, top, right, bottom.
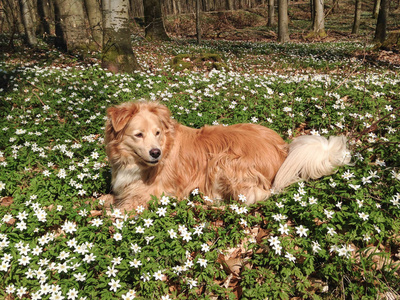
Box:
149, 148, 161, 159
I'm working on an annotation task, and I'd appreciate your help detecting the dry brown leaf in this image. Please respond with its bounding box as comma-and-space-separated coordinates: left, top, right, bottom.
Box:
90, 210, 103, 217
256, 227, 271, 244
0, 196, 13, 207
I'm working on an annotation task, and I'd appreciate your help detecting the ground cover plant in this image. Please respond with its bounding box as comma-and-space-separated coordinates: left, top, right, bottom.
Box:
0, 38, 399, 299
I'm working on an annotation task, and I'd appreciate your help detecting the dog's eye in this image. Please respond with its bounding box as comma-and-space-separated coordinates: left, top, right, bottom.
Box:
155, 131, 160, 136
134, 133, 143, 138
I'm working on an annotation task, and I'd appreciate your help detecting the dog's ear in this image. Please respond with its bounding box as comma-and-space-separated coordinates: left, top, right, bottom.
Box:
151, 104, 174, 131
107, 105, 136, 132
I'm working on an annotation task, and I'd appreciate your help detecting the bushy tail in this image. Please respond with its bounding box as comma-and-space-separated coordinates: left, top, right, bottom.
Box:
272, 135, 350, 192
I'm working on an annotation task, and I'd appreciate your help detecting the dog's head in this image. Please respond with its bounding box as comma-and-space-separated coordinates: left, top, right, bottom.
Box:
105, 102, 174, 167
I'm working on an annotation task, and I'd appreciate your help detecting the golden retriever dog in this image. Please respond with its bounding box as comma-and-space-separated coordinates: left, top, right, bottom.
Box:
105, 101, 350, 211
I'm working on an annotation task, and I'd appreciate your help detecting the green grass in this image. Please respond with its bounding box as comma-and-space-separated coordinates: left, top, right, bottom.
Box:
0, 37, 399, 299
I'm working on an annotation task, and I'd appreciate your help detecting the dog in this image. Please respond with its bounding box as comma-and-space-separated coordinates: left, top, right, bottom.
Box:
105, 101, 350, 211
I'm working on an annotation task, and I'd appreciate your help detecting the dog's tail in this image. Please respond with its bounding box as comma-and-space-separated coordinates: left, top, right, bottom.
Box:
272, 135, 350, 192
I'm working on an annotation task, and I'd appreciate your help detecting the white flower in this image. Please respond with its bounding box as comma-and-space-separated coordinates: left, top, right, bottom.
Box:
327, 227, 337, 236
187, 278, 197, 289
73, 273, 86, 281
130, 243, 142, 253
197, 258, 208, 267
108, 279, 121, 292
358, 212, 369, 221
337, 244, 353, 258
201, 243, 210, 252
153, 270, 164, 281
168, 229, 177, 239
18, 255, 31, 266
312, 241, 322, 253
143, 218, 153, 227
61, 221, 77, 234
83, 253, 96, 264
129, 258, 142, 268
156, 207, 167, 217
122, 290, 136, 300
136, 206, 144, 214
238, 194, 247, 202
324, 209, 334, 219
341, 170, 354, 180
135, 226, 144, 234
113, 233, 122, 241
296, 225, 309, 237
285, 252, 296, 262
160, 196, 170, 205
106, 266, 118, 277
268, 236, 280, 247
67, 288, 79, 300
278, 223, 290, 235
181, 231, 192, 242
91, 218, 103, 227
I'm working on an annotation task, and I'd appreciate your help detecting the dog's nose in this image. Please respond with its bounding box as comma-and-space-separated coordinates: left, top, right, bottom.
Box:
149, 148, 161, 159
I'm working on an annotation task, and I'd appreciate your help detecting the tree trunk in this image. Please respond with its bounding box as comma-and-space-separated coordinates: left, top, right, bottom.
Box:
19, 0, 37, 46
54, 0, 88, 52
36, 0, 51, 36
373, 0, 381, 18
278, 0, 289, 42
102, 0, 140, 73
312, 0, 326, 37
196, 0, 201, 44
143, 0, 170, 40
267, 0, 275, 26
226, 0, 233, 10
352, 0, 362, 34
374, 0, 388, 43
84, 0, 103, 49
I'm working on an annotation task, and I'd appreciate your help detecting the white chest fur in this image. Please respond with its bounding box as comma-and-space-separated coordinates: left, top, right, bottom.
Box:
112, 164, 142, 194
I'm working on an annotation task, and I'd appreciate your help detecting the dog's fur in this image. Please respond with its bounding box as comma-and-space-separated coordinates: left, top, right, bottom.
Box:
105, 101, 350, 211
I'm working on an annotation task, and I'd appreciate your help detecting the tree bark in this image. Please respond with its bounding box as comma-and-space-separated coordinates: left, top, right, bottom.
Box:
84, 0, 103, 49
267, 0, 275, 26
143, 0, 170, 40
102, 0, 140, 73
278, 0, 289, 42
54, 0, 88, 52
19, 0, 37, 46
373, 0, 381, 18
36, 0, 51, 36
352, 0, 362, 34
312, 0, 326, 37
196, 0, 201, 44
374, 0, 388, 43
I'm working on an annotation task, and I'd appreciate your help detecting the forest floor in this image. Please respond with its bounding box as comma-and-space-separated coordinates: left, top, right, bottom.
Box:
0, 1, 400, 299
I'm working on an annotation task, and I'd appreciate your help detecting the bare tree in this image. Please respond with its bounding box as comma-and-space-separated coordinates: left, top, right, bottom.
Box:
143, 0, 170, 40
36, 0, 52, 36
352, 0, 362, 34
54, 0, 88, 51
196, 0, 201, 44
373, 0, 380, 18
267, 0, 275, 27
312, 0, 326, 37
102, 0, 140, 73
374, 0, 388, 42
84, 0, 103, 49
278, 0, 289, 42
19, 0, 37, 46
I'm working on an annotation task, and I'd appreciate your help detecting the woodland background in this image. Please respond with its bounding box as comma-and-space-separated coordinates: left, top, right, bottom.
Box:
1, 0, 399, 73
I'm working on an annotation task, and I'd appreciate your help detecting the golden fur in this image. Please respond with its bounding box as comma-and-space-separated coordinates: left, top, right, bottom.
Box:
105, 101, 350, 211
